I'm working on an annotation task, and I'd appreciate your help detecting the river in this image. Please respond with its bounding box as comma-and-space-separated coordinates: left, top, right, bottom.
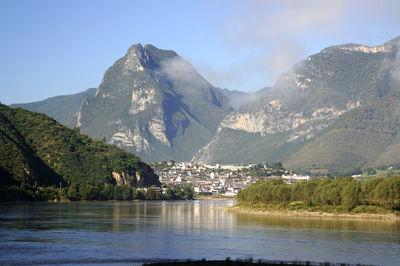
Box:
0, 199, 399, 265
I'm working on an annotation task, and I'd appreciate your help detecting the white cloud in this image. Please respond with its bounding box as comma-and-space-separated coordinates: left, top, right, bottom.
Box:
160, 56, 207, 87
199, 0, 400, 92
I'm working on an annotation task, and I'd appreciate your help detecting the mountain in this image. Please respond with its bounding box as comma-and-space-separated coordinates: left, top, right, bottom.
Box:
0, 104, 159, 187
285, 93, 400, 173
74, 44, 232, 162
194, 36, 400, 173
11, 88, 97, 127
220, 87, 272, 109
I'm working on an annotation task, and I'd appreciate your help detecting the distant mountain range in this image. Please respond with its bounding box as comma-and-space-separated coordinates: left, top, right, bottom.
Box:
12, 88, 97, 127
0, 104, 159, 187
10, 36, 400, 173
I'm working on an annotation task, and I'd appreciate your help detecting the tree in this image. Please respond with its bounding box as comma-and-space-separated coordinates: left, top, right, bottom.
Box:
145, 188, 156, 200
132, 189, 144, 200
165, 187, 176, 200
183, 185, 194, 200
67, 183, 80, 200
121, 185, 132, 200
114, 186, 124, 200
80, 184, 97, 200
102, 184, 115, 200
341, 179, 360, 210
272, 162, 283, 170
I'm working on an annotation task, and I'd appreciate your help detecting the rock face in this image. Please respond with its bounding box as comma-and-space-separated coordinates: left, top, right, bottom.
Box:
75, 44, 232, 162
194, 36, 400, 172
111, 161, 158, 187
219, 99, 360, 138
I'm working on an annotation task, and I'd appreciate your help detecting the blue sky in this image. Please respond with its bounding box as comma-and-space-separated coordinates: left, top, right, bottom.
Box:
1, 0, 400, 104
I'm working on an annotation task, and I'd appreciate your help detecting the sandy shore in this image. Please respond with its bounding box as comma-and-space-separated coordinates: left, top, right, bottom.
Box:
227, 206, 400, 220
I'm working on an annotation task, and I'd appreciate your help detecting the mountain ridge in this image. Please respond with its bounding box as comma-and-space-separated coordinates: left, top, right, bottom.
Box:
194, 35, 400, 173
8, 36, 400, 172
11, 88, 97, 127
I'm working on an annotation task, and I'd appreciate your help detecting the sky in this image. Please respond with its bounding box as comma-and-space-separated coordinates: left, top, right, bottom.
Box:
1, 0, 400, 105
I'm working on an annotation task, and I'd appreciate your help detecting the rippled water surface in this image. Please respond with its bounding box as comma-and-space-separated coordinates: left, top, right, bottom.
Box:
0, 200, 399, 265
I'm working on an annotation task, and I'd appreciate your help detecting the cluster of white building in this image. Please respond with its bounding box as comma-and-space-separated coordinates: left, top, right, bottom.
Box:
153, 162, 310, 195
282, 174, 311, 184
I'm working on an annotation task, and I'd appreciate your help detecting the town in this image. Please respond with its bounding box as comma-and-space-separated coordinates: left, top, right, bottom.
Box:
150, 161, 310, 196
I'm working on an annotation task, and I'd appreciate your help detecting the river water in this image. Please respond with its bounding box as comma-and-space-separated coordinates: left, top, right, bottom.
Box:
0, 200, 399, 265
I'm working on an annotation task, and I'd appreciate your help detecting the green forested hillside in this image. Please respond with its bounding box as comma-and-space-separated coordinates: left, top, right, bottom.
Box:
0, 104, 159, 189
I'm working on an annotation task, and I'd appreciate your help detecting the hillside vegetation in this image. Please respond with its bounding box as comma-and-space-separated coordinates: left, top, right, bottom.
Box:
0, 104, 159, 200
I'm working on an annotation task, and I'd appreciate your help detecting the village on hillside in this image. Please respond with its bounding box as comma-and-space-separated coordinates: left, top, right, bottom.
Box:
150, 161, 310, 196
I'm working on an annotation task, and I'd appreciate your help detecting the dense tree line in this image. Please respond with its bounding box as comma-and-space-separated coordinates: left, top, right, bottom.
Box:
0, 183, 194, 202
237, 176, 400, 211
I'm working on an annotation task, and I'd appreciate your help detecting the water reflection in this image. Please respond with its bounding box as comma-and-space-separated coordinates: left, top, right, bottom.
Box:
235, 213, 400, 233
0, 200, 237, 234
0, 200, 399, 266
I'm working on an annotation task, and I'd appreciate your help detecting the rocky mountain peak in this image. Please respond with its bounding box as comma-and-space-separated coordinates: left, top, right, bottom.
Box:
123, 43, 153, 72
75, 44, 232, 162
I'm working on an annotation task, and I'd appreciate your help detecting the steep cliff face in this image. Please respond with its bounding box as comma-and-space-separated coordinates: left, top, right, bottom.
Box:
75, 44, 232, 162
194, 36, 400, 170
218, 98, 360, 139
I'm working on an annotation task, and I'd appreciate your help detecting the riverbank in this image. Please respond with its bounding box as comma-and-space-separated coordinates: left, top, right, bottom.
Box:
228, 204, 400, 220
194, 194, 236, 200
